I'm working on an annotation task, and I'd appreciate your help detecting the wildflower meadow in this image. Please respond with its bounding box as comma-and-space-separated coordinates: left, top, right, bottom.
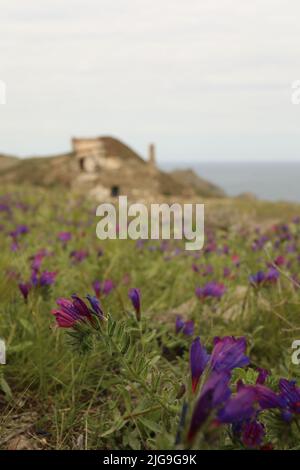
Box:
1, 185, 300, 450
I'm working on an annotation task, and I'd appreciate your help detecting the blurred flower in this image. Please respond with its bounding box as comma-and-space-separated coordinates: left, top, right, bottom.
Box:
265, 267, 280, 283
195, 282, 226, 300
175, 315, 194, 336
249, 268, 279, 286
39, 271, 57, 287
249, 271, 265, 286
58, 231, 72, 244
128, 288, 141, 321
92, 279, 115, 298
18, 282, 31, 302
188, 370, 231, 441
274, 255, 286, 267
10, 224, 29, 238
231, 254, 240, 267
70, 249, 89, 263
190, 337, 210, 393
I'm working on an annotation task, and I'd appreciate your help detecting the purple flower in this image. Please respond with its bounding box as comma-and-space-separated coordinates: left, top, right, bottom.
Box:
249, 271, 265, 286
242, 420, 265, 449
210, 336, 250, 373
31, 249, 49, 271
51, 294, 103, 328
256, 368, 270, 385
86, 295, 104, 319
250, 268, 279, 286
190, 337, 210, 393
128, 288, 141, 321
92, 279, 115, 298
18, 282, 31, 301
188, 371, 231, 441
279, 378, 300, 418
175, 315, 194, 337
255, 384, 285, 410
39, 271, 57, 287
70, 250, 89, 263
195, 282, 226, 300
58, 231, 72, 243
218, 386, 258, 424
265, 267, 280, 283
10, 224, 29, 238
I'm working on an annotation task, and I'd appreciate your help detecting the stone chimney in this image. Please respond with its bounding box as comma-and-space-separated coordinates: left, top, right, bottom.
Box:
148, 143, 156, 167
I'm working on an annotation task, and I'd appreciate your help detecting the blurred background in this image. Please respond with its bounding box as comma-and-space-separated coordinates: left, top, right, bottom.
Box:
0, 0, 300, 200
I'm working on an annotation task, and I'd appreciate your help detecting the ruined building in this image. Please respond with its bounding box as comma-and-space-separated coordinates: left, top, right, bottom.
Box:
1, 135, 224, 200
70, 136, 189, 200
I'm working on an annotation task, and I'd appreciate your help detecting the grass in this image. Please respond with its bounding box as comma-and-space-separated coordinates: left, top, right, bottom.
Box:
1, 184, 300, 450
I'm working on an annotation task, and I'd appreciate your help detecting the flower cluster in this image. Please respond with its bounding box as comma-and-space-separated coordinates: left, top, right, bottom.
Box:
51, 294, 104, 328
185, 334, 299, 448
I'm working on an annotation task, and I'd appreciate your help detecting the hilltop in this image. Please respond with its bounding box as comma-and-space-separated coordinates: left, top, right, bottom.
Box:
0, 136, 225, 200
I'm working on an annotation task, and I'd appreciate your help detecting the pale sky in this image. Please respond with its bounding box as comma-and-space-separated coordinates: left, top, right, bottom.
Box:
0, 0, 300, 162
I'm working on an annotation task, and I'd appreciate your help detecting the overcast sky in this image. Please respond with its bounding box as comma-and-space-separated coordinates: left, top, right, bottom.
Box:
0, 0, 300, 163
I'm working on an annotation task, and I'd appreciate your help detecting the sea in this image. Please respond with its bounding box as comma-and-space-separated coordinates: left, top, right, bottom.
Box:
162, 161, 300, 203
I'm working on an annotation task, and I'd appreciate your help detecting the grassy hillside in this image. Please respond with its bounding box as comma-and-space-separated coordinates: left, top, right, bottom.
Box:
1, 184, 300, 450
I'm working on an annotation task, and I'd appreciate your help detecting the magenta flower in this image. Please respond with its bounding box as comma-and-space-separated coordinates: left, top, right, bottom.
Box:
210, 336, 250, 373
274, 255, 286, 267
175, 315, 194, 337
51, 294, 103, 328
190, 337, 210, 393
31, 249, 49, 271
58, 231, 72, 243
128, 288, 141, 321
195, 282, 226, 300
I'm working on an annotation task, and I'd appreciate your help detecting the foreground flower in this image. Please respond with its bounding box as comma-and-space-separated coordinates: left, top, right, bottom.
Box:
210, 336, 250, 373
51, 294, 104, 328
128, 288, 141, 321
218, 386, 258, 424
279, 378, 300, 421
190, 337, 210, 392
188, 371, 231, 441
195, 282, 226, 300
241, 420, 265, 449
